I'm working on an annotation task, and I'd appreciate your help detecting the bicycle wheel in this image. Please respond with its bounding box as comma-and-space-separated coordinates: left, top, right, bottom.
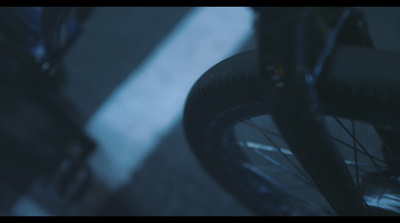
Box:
183, 49, 400, 215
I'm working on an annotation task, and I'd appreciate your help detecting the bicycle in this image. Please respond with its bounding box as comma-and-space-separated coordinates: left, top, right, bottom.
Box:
183, 7, 400, 216
0, 7, 95, 214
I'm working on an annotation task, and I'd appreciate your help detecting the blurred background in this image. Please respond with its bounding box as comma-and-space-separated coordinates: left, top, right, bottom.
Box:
1, 7, 400, 216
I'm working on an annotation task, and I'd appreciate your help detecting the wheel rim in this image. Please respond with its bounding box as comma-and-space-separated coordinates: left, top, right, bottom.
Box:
230, 114, 395, 215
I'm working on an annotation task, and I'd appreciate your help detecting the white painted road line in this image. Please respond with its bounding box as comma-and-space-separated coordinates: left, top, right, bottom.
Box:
12, 196, 50, 216
85, 7, 255, 191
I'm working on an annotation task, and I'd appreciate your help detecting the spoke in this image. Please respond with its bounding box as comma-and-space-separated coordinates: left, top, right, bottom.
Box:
239, 140, 370, 191
352, 120, 360, 190
238, 141, 292, 155
242, 120, 283, 139
344, 160, 384, 168
240, 140, 382, 169
243, 119, 387, 165
242, 162, 287, 188
330, 135, 386, 164
246, 119, 317, 189
333, 117, 384, 174
241, 116, 387, 209
240, 140, 296, 174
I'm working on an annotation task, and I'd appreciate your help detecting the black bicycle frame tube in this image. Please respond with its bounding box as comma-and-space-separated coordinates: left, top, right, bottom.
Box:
253, 7, 368, 215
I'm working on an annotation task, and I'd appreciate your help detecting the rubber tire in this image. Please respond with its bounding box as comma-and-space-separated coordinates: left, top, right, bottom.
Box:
183, 49, 400, 215
184, 50, 325, 215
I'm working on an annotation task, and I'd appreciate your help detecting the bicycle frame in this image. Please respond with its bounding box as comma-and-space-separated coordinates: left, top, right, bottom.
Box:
252, 7, 399, 215
0, 7, 92, 77
0, 7, 95, 211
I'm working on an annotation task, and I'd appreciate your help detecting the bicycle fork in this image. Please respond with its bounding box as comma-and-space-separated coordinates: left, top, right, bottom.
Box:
252, 7, 373, 215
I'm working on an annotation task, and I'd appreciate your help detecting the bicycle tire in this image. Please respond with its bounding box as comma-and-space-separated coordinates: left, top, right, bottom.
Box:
183, 49, 400, 215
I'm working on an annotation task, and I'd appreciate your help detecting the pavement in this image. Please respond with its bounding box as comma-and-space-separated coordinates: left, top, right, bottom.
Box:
8, 7, 400, 216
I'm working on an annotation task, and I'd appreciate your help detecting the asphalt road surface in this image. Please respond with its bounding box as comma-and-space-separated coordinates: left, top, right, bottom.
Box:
8, 7, 400, 216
